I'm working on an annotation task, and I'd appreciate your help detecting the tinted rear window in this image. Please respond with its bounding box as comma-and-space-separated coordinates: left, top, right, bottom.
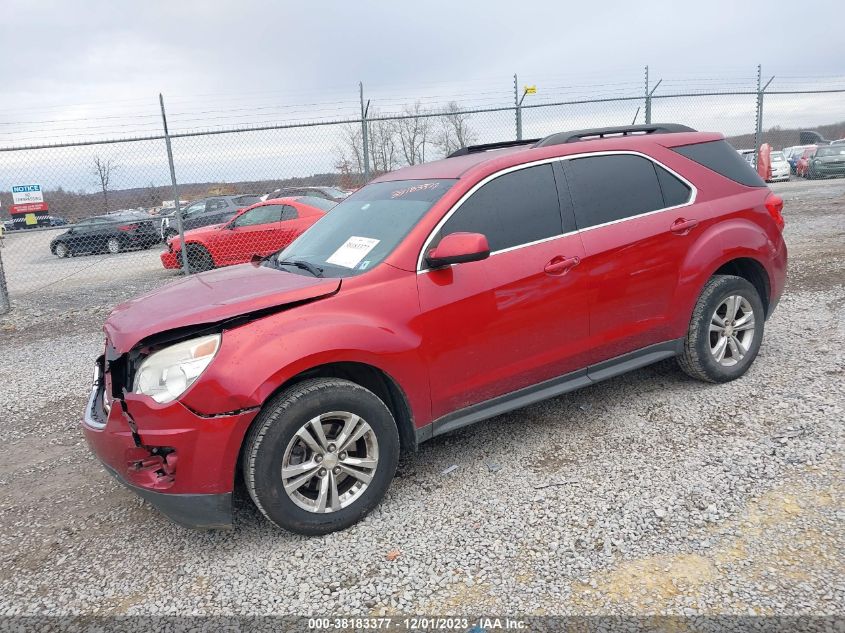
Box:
655, 164, 692, 207
673, 140, 766, 187
567, 154, 665, 229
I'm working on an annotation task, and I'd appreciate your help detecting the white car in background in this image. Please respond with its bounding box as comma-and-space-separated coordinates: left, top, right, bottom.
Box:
768, 150, 790, 182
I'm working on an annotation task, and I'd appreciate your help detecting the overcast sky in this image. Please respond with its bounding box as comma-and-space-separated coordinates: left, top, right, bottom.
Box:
1, 0, 843, 191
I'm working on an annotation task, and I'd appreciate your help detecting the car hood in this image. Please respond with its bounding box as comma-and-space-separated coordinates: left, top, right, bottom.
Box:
104, 265, 340, 352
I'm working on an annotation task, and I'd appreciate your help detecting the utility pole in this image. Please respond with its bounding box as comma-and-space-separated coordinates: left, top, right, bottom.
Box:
159, 94, 190, 275
359, 82, 371, 182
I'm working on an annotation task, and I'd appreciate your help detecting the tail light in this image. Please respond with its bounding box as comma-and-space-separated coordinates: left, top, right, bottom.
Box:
765, 193, 784, 231
118, 223, 139, 231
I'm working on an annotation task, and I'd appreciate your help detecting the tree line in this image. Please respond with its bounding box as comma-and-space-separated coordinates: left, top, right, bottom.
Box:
334, 101, 477, 187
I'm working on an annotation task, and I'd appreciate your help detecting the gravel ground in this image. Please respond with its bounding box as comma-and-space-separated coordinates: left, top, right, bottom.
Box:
0, 178, 842, 617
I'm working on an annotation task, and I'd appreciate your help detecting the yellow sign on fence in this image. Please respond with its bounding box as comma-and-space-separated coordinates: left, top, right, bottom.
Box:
524, 85, 537, 95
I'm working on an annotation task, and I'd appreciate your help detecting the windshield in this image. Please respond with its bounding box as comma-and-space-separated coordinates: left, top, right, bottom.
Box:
816, 146, 845, 157
268, 179, 456, 278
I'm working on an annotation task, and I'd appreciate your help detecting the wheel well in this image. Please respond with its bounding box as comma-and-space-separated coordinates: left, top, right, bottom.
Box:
713, 258, 771, 316
259, 362, 416, 452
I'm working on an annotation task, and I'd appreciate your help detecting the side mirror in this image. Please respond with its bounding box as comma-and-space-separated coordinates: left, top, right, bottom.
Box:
425, 232, 490, 269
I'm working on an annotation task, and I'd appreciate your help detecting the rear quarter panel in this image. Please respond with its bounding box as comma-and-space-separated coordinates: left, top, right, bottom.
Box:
666, 189, 786, 338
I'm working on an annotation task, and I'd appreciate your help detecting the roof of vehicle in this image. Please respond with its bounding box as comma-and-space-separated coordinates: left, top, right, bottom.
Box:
372, 124, 722, 182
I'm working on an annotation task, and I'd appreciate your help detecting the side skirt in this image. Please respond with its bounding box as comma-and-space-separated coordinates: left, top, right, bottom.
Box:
415, 339, 683, 444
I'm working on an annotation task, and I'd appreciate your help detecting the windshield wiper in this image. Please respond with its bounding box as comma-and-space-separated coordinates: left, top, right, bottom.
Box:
274, 258, 324, 278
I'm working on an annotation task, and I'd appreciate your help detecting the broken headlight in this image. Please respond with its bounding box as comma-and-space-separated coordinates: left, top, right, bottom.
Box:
133, 334, 220, 404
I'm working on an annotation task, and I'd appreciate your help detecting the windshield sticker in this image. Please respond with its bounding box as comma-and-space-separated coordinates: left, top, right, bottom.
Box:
359, 260, 371, 270
326, 236, 380, 269
390, 182, 440, 199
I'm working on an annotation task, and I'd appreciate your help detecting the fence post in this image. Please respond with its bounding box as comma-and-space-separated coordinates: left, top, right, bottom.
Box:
753, 65, 775, 170
159, 94, 190, 275
0, 246, 10, 315
359, 82, 371, 182
645, 67, 662, 125
514, 73, 523, 141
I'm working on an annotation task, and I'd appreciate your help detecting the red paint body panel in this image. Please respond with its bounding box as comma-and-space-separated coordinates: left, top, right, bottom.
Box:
416, 234, 590, 418
84, 129, 787, 505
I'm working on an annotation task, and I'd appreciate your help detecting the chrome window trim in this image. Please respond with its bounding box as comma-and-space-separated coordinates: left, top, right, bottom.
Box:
416, 150, 697, 273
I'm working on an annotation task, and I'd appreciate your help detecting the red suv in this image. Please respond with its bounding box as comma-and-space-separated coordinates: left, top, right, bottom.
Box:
82, 124, 787, 534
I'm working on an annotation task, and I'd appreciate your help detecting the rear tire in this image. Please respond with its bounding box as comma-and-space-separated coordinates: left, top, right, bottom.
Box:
243, 378, 399, 535
185, 243, 214, 272
54, 242, 69, 258
677, 275, 765, 383
106, 237, 121, 254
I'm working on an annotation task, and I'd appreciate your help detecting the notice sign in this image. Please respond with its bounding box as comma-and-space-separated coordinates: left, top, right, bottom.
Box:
12, 184, 43, 205
326, 236, 380, 269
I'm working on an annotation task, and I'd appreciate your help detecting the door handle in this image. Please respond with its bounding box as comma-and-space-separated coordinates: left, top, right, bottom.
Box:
670, 218, 699, 235
544, 256, 580, 275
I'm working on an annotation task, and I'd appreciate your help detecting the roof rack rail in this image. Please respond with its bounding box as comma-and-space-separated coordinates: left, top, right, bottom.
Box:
534, 123, 696, 148
447, 138, 540, 158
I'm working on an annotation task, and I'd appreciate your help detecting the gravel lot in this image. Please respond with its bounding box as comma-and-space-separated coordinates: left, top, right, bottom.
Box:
0, 178, 842, 617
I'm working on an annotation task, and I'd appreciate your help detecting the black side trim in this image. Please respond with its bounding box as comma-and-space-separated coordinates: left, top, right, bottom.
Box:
421, 339, 683, 441
587, 339, 683, 382
101, 463, 233, 530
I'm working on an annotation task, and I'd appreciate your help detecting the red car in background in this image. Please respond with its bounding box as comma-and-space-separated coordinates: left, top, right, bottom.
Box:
161, 197, 332, 271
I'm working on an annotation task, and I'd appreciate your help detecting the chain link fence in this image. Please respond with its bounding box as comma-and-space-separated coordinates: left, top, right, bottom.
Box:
1, 66, 843, 314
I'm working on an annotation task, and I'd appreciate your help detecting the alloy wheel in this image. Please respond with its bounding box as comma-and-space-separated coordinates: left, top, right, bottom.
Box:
709, 295, 756, 367
281, 411, 379, 513
107, 238, 121, 254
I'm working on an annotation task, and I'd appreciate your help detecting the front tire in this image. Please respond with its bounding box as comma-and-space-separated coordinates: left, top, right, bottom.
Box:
54, 242, 69, 258
678, 275, 765, 383
185, 243, 214, 272
106, 237, 121, 254
243, 378, 400, 535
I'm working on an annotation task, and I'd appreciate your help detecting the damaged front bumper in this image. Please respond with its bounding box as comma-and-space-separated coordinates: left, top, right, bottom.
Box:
82, 356, 258, 529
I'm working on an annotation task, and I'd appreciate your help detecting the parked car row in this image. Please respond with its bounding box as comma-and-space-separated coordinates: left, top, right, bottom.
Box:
795, 145, 845, 179
45, 185, 351, 261
2, 215, 67, 232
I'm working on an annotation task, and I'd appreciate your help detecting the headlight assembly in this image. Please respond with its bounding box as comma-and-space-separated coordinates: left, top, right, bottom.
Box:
133, 334, 220, 403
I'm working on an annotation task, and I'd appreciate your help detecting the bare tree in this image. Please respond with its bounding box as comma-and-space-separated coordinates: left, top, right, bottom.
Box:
335, 124, 366, 186
367, 114, 399, 176
434, 101, 477, 156
92, 155, 118, 213
395, 101, 431, 166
